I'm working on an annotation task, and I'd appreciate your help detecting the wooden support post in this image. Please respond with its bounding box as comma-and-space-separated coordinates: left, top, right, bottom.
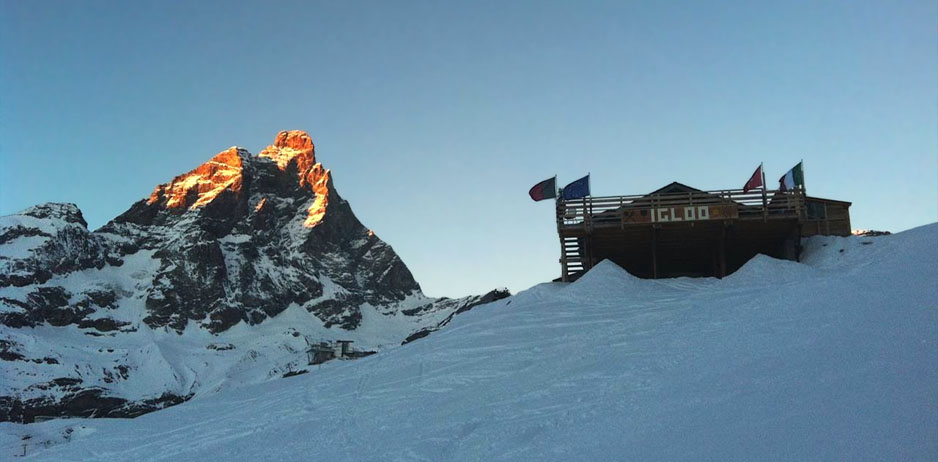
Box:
651, 227, 658, 279
718, 225, 727, 278
559, 237, 569, 282
584, 236, 593, 272
824, 203, 830, 235
795, 226, 803, 262
619, 197, 625, 230
845, 205, 851, 234
796, 189, 804, 219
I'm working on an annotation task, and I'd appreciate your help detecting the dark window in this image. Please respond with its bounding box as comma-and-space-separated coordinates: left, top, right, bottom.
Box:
806, 201, 827, 219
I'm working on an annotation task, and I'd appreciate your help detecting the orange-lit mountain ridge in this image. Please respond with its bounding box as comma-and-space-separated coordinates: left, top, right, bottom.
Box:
145, 130, 330, 228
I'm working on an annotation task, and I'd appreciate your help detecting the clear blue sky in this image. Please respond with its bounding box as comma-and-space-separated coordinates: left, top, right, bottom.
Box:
2, 0, 936, 297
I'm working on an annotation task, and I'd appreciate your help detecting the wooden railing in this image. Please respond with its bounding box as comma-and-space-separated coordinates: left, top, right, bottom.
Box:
557, 188, 805, 232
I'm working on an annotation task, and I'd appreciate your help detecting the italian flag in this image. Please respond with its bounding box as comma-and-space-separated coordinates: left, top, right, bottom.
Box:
778, 162, 804, 191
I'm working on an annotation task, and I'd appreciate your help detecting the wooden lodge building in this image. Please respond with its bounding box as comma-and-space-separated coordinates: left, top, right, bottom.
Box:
557, 182, 851, 281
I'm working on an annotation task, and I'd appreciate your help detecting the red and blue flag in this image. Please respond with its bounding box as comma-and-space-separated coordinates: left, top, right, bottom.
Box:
528, 176, 557, 202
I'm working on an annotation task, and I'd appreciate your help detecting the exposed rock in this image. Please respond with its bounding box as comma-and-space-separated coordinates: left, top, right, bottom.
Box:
27, 287, 93, 327
402, 288, 511, 345
77, 317, 131, 332
20, 203, 88, 228
0, 203, 105, 288
0, 226, 50, 246
146, 147, 246, 212
853, 229, 891, 237
0, 340, 25, 361
80, 289, 117, 309
207, 343, 235, 351
0, 390, 191, 423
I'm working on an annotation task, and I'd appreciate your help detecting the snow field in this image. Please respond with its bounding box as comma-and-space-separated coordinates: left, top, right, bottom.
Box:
2, 224, 936, 461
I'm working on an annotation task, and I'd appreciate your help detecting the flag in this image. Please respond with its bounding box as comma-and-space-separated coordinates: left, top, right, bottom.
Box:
778, 161, 804, 191
562, 174, 590, 200
528, 176, 557, 202
743, 164, 763, 193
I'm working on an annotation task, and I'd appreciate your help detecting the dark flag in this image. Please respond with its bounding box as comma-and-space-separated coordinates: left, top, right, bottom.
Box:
743, 164, 764, 193
562, 174, 590, 200
528, 176, 557, 202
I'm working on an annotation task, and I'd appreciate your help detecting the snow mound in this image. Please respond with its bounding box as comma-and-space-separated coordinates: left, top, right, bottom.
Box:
802, 222, 938, 273
562, 259, 644, 297
724, 253, 817, 286
500, 282, 565, 308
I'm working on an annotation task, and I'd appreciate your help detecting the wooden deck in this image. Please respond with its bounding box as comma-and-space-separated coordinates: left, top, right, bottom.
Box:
557, 188, 805, 232
556, 188, 808, 281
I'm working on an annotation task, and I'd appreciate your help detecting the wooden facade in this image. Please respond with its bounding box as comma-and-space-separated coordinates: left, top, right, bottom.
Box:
802, 196, 852, 237
557, 182, 851, 281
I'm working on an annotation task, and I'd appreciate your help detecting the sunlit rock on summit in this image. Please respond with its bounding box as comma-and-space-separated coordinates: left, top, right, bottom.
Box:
143, 130, 330, 228
147, 147, 247, 210
258, 130, 331, 228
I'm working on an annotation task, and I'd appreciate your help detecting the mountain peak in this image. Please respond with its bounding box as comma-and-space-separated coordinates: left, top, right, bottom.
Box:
0, 130, 492, 423
273, 130, 314, 152
257, 130, 329, 227
129, 131, 330, 228
17, 203, 88, 228
259, 130, 316, 170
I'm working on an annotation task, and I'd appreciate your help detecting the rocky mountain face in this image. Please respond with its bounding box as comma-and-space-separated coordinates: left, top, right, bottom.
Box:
0, 131, 506, 423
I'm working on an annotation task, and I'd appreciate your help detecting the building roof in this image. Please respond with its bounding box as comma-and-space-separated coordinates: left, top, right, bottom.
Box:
645, 182, 704, 196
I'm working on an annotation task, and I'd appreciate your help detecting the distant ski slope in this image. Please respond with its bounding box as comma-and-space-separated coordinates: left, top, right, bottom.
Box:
2, 224, 936, 461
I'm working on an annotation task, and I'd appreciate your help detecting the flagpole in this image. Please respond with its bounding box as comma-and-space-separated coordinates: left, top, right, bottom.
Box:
553, 175, 560, 226
798, 159, 805, 219
761, 162, 768, 222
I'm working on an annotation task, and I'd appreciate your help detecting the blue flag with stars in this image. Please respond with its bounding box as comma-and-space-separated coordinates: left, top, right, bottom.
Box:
562, 174, 590, 200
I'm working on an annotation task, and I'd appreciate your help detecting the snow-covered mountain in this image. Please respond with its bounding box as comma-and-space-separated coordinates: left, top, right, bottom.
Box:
2, 223, 934, 461
0, 131, 505, 422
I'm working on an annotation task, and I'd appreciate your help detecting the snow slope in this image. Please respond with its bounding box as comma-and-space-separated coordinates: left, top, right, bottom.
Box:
2, 224, 936, 461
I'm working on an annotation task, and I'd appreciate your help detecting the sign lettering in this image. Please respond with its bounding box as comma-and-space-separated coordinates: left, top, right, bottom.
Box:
651, 205, 713, 223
